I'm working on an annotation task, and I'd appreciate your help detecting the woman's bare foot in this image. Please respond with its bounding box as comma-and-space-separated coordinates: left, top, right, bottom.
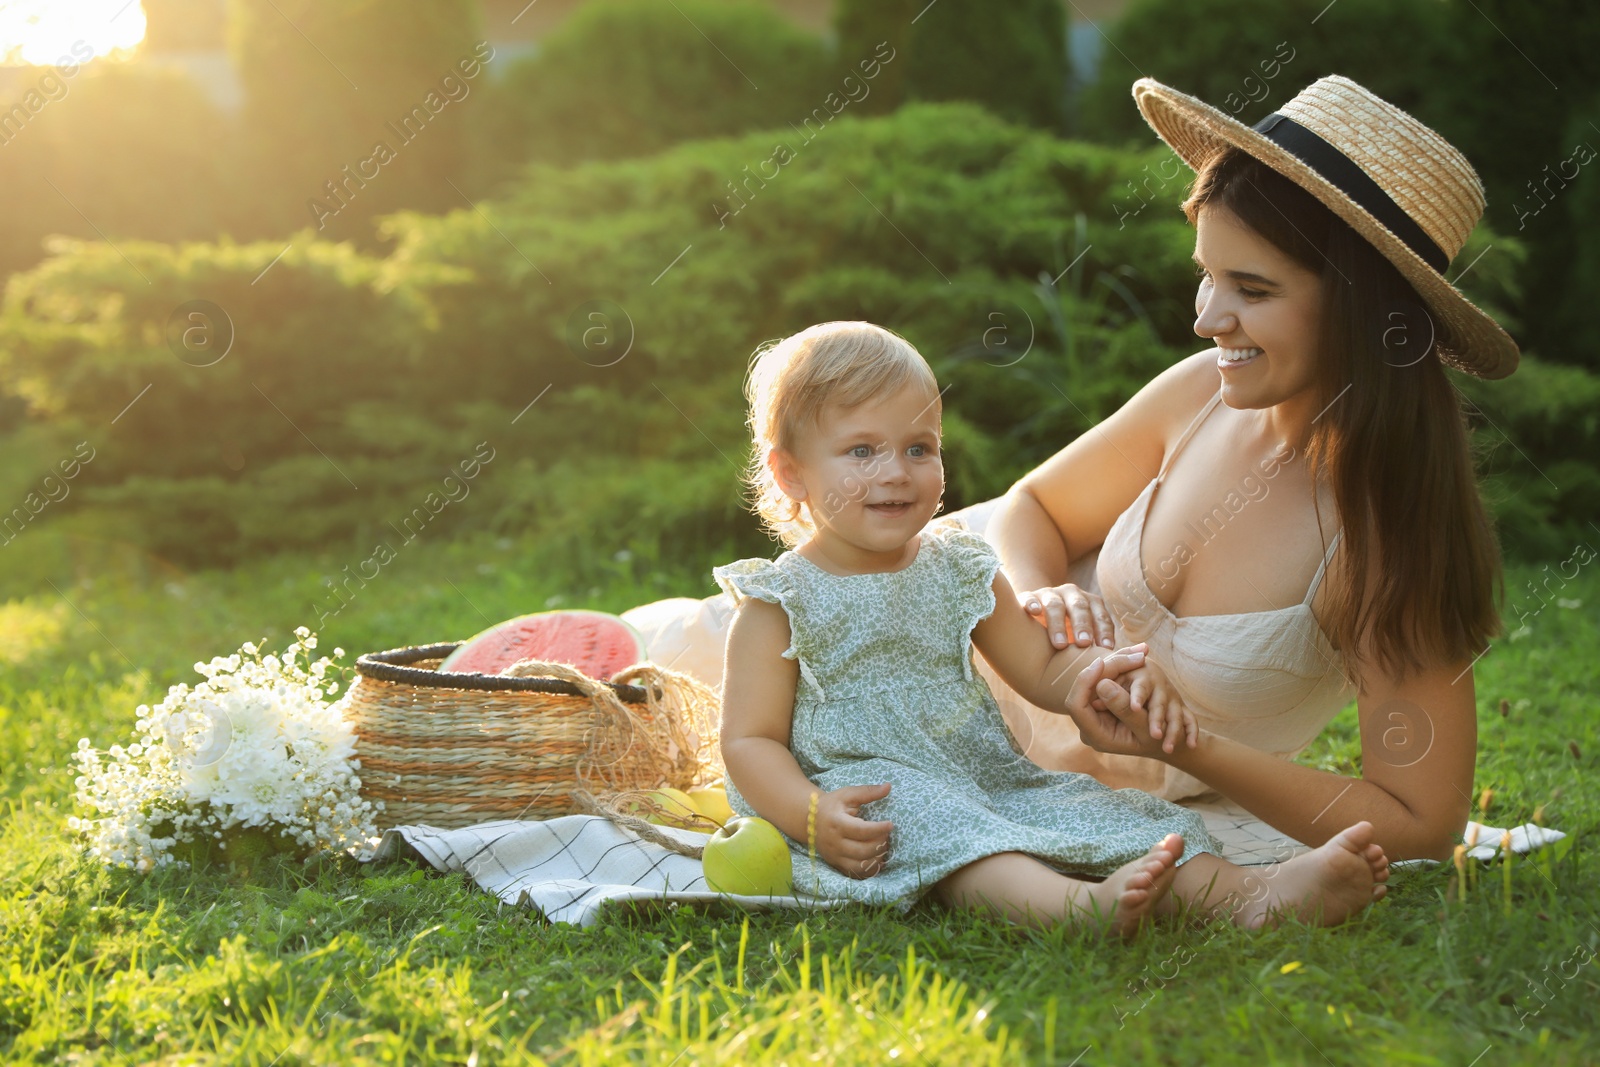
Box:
1235, 821, 1390, 930
1075, 833, 1185, 937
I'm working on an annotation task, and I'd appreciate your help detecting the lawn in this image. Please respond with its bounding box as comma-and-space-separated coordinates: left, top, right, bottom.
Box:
1, 524, 1595, 1064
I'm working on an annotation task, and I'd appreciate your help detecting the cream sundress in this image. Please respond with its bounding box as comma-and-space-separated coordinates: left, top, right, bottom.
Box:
711, 520, 1221, 909
963, 389, 1357, 800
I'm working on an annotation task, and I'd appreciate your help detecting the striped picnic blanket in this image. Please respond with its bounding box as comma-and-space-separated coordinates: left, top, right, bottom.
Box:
366, 796, 1564, 927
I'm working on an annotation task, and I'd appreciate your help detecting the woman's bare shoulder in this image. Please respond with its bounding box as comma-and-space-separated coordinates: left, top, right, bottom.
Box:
1009, 349, 1222, 560
1104, 348, 1221, 444
1149, 348, 1222, 421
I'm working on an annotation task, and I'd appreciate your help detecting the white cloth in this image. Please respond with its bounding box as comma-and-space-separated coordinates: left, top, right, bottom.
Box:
1455, 820, 1567, 862
367, 815, 841, 928
367, 802, 1564, 926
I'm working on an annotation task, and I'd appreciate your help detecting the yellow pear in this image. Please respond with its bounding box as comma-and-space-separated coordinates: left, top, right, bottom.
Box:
687, 785, 734, 827
627, 787, 702, 829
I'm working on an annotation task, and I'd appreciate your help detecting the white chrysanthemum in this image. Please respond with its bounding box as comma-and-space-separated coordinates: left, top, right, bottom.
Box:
69, 627, 379, 869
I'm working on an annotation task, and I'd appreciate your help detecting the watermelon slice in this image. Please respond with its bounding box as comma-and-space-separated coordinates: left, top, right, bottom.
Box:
437, 609, 649, 680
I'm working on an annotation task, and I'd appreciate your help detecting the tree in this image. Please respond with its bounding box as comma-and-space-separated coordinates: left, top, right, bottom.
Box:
471, 0, 833, 188
905, 0, 1068, 131
227, 0, 485, 245
833, 0, 914, 116
833, 0, 1069, 131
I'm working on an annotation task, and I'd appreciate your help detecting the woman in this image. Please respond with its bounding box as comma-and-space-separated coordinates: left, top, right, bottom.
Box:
625, 74, 1517, 863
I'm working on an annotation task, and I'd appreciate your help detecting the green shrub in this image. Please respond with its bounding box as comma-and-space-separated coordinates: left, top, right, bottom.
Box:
1540, 89, 1600, 375
2, 101, 1592, 567
1, 104, 1193, 564
831, 0, 915, 116
832, 0, 1069, 130
0, 236, 496, 565
1422, 0, 1600, 375
1460, 355, 1600, 561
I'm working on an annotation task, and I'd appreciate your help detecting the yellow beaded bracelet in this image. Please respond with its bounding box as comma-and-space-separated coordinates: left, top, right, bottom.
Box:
806, 790, 819, 862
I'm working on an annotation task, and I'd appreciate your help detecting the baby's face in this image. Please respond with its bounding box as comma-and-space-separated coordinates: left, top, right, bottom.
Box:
785, 381, 945, 569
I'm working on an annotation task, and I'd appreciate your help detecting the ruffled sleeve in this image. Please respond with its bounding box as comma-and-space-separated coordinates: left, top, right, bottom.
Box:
929, 522, 1003, 682
712, 557, 829, 698
712, 557, 801, 663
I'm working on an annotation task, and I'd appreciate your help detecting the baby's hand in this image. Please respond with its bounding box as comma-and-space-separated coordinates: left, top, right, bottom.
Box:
811, 783, 894, 879
1123, 659, 1199, 754
1097, 643, 1148, 682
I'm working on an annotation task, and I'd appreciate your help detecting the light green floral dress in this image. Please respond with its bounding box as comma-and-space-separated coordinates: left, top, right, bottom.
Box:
711, 519, 1221, 908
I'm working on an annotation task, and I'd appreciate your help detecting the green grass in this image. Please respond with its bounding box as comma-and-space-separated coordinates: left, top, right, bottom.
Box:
1, 521, 1596, 1064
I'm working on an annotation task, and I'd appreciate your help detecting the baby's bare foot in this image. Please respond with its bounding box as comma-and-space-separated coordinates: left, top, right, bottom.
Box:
1237, 821, 1390, 930
1077, 833, 1185, 938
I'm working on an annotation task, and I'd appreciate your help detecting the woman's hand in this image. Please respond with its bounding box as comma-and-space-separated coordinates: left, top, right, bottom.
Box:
1065, 657, 1199, 761
810, 783, 894, 879
1062, 644, 1158, 760
1019, 583, 1116, 650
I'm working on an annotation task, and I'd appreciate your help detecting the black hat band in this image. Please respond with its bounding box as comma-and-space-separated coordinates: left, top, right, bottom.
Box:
1252, 112, 1451, 274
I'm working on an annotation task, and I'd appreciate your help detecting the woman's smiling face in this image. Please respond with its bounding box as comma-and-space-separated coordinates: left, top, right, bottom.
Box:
1192, 206, 1326, 412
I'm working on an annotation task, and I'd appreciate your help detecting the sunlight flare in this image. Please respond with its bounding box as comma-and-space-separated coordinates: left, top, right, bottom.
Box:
0, 0, 145, 65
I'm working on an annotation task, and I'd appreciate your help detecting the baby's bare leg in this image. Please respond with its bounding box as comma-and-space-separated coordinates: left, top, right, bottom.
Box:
934, 836, 1184, 937
1166, 821, 1391, 929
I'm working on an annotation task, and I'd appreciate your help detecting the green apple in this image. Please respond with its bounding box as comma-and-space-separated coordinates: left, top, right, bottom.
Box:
687, 785, 734, 827
702, 816, 794, 896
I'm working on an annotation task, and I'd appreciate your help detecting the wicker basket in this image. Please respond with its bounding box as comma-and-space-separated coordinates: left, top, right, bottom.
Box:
346, 641, 722, 829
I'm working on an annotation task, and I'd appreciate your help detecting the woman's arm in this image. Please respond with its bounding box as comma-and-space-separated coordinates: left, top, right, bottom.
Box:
985, 488, 1074, 603
989, 351, 1220, 647
987, 488, 1111, 649
1077, 659, 1476, 862
719, 598, 894, 875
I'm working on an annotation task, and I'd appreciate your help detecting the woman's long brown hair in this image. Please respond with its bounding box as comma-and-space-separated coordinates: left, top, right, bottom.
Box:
1181, 147, 1504, 686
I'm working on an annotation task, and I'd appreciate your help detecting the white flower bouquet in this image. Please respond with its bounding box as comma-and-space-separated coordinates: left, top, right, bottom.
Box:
69, 626, 382, 872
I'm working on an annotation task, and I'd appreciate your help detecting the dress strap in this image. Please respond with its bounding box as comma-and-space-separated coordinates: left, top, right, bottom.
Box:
1302, 529, 1344, 606
1156, 390, 1225, 485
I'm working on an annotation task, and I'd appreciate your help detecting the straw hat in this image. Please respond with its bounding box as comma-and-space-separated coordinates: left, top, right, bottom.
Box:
1132, 74, 1519, 380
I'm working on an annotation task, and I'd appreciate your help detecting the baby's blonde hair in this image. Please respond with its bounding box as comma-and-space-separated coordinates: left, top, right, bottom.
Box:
740, 321, 940, 548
